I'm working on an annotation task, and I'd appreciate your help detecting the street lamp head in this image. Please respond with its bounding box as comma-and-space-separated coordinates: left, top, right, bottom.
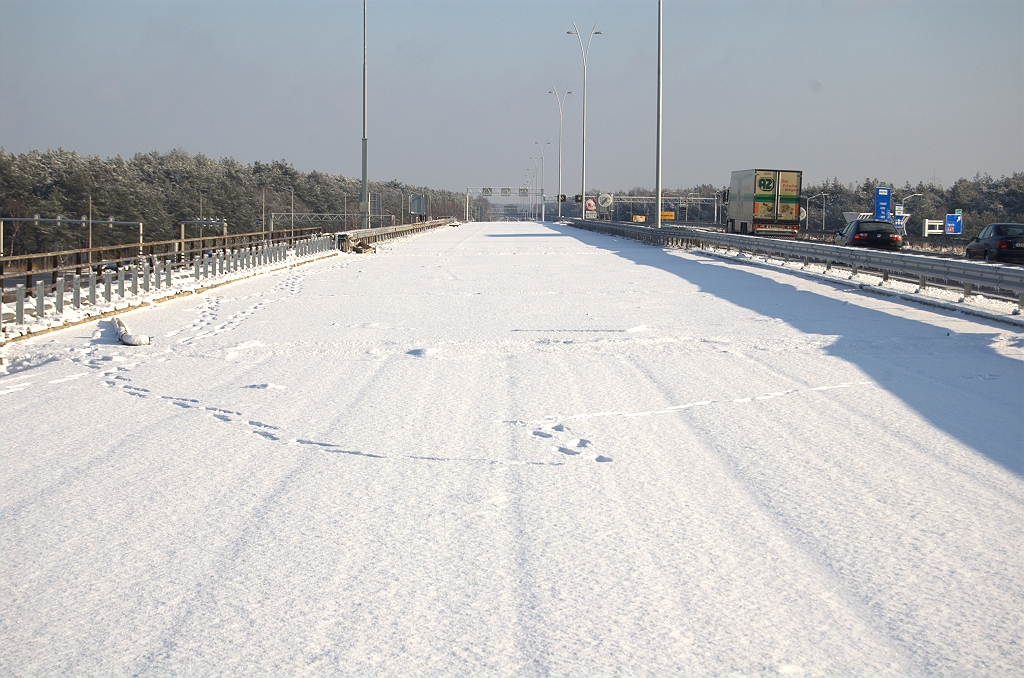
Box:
594, 31, 603, 34
567, 30, 576, 35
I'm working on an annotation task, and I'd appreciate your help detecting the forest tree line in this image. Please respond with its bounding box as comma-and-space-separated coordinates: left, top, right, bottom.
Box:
606, 173, 1023, 238
2, 148, 1021, 256
0, 149, 468, 256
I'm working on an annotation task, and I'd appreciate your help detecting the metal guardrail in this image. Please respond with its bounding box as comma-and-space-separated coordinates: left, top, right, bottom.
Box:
569, 219, 1024, 306
1, 234, 336, 343
0, 226, 327, 291
337, 218, 455, 251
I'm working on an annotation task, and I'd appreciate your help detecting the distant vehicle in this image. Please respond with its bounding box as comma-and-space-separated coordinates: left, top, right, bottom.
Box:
725, 169, 802, 236
834, 220, 904, 250
965, 223, 1024, 263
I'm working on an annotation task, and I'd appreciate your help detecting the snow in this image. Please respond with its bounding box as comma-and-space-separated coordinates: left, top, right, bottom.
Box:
1, 221, 1022, 675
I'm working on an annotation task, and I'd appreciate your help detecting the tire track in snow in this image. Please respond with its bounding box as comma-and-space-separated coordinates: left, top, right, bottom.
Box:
603, 357, 917, 672
613, 356, 1017, 674
129, 454, 316, 676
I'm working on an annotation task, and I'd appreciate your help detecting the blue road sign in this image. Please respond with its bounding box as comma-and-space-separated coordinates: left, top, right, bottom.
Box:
893, 214, 908, 234
945, 213, 963, 235
874, 187, 891, 221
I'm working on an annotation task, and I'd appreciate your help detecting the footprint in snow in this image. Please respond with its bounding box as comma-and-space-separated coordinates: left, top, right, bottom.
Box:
244, 383, 287, 390
407, 348, 438, 357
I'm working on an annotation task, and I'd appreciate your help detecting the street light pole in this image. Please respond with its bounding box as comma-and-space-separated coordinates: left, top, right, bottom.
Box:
808, 192, 828, 232
655, 0, 664, 229
549, 88, 572, 218
569, 23, 602, 217
900, 192, 923, 207
360, 0, 369, 230
535, 141, 549, 222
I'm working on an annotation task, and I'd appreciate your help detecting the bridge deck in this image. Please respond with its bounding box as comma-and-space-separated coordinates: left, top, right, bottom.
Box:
2, 221, 1021, 675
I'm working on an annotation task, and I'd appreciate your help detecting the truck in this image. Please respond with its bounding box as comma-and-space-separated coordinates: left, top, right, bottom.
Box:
725, 169, 802, 236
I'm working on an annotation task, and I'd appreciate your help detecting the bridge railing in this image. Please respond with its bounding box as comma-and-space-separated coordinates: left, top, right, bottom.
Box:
1, 233, 337, 344
568, 219, 1024, 307
336, 218, 456, 251
0, 227, 326, 293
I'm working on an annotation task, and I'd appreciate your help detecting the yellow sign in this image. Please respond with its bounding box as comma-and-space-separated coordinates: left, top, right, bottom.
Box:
632, 215, 647, 223
661, 211, 676, 221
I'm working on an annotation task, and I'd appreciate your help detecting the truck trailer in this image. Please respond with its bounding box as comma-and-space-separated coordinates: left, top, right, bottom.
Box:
725, 169, 802, 236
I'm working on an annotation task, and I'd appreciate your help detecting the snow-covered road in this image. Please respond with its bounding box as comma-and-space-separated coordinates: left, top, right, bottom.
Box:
2, 221, 1022, 675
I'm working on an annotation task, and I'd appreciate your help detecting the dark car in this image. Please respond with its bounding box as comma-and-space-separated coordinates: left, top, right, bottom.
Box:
965, 223, 1024, 263
834, 220, 904, 250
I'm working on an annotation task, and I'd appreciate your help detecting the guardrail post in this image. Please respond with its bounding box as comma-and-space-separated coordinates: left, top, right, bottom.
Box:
73, 275, 81, 309
131, 266, 139, 295
104, 270, 112, 302
15, 285, 24, 324
89, 271, 96, 305
194, 258, 200, 280
851, 264, 858, 277
154, 261, 161, 289
826, 260, 832, 271
35, 281, 45, 318
1019, 292, 1023, 311
55, 277, 64, 314
882, 270, 889, 283
142, 260, 150, 292
963, 282, 972, 297
165, 261, 172, 288
919, 275, 926, 290
117, 267, 125, 298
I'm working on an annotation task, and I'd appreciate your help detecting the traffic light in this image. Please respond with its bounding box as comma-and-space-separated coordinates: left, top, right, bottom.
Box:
574, 194, 583, 203
559, 194, 567, 202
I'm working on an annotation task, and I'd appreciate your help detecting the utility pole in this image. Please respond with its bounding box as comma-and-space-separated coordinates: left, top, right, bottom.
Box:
655, 0, 664, 229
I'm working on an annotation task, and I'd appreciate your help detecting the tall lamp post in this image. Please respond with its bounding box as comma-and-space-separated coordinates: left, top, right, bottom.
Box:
655, 0, 664, 229
360, 0, 369, 229
549, 87, 572, 218
535, 141, 549, 221
808, 192, 828, 232
568, 22, 602, 215
898, 192, 922, 235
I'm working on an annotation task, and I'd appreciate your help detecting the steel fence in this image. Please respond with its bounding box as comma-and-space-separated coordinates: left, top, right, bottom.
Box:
569, 219, 1024, 306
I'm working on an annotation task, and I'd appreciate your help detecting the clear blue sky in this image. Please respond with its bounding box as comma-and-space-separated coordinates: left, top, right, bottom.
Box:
2, 0, 1021, 193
